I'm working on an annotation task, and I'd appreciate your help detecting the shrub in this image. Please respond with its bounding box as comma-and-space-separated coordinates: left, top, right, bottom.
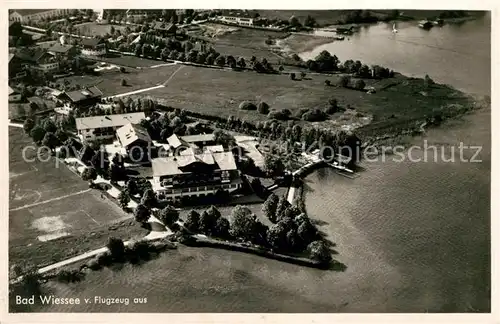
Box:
121, 79, 127, 86
301, 109, 327, 122
268, 109, 291, 121
257, 101, 270, 114
338, 75, 350, 88
239, 101, 257, 111
308, 240, 332, 264
289, 73, 296, 80
324, 80, 331, 86
56, 269, 84, 283
120, 67, 126, 73
87, 259, 102, 270
106, 237, 125, 260
354, 79, 366, 90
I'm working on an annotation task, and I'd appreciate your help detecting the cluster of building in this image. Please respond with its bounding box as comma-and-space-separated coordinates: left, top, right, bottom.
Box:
74, 111, 242, 200
9, 9, 73, 23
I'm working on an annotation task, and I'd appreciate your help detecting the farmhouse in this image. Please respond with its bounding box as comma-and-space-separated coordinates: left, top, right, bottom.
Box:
151, 151, 242, 200
152, 22, 177, 36
80, 38, 107, 57
13, 48, 60, 74
59, 86, 103, 109
116, 123, 152, 161
9, 9, 71, 23
76, 112, 145, 142
40, 42, 79, 60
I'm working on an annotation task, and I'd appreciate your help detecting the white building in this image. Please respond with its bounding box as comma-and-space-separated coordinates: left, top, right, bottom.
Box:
218, 16, 254, 26
76, 112, 145, 142
9, 9, 71, 23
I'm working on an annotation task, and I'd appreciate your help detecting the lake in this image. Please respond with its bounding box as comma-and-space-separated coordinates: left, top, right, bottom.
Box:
14, 13, 491, 313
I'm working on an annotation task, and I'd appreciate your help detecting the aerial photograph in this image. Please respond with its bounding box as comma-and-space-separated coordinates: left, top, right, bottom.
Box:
7, 8, 490, 313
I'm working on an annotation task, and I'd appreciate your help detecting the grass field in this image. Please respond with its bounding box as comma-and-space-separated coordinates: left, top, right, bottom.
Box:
89, 54, 165, 68
9, 127, 148, 268
74, 22, 128, 37
56, 64, 181, 97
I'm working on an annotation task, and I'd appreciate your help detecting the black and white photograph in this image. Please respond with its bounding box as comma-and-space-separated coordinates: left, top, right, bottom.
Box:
5, 4, 493, 317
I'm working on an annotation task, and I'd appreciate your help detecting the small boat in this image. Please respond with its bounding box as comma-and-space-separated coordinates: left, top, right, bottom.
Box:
392, 23, 398, 33
418, 20, 434, 29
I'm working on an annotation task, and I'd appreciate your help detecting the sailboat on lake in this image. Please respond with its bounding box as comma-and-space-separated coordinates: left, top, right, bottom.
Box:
392, 22, 398, 33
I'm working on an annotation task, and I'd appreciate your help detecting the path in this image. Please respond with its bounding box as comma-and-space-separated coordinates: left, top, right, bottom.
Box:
9, 189, 92, 212
162, 65, 184, 86
8, 121, 23, 128
104, 84, 165, 99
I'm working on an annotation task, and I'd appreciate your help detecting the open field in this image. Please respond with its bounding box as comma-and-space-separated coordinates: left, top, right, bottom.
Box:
210, 27, 288, 63
88, 53, 165, 68
277, 34, 336, 55
74, 22, 128, 37
55, 64, 181, 97
9, 127, 148, 267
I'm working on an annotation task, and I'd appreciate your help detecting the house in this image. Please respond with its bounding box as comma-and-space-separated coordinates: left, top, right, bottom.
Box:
8, 87, 22, 102
80, 38, 107, 56
116, 123, 152, 161
76, 112, 145, 142
60, 86, 103, 109
14, 48, 60, 74
9, 9, 71, 23
152, 22, 177, 36
166, 133, 216, 155
151, 151, 242, 200
40, 42, 79, 60
8, 53, 28, 80
218, 16, 254, 26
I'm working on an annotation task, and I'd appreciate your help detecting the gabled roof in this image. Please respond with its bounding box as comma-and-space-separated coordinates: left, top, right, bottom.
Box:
40, 42, 75, 54
14, 48, 50, 63
116, 123, 152, 148
153, 21, 176, 31
76, 112, 146, 130
167, 134, 189, 149
152, 151, 237, 177
181, 133, 215, 144
8, 86, 17, 95
64, 86, 103, 103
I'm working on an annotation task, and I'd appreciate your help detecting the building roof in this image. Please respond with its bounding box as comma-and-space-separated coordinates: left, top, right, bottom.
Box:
203, 145, 224, 153
76, 112, 146, 130
81, 37, 105, 48
40, 42, 75, 54
116, 123, 152, 148
167, 134, 189, 149
8, 86, 17, 95
153, 22, 176, 32
10, 9, 57, 17
14, 48, 50, 63
64, 86, 103, 103
181, 133, 216, 143
152, 151, 237, 177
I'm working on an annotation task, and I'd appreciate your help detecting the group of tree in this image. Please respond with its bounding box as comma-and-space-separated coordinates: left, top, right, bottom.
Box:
23, 117, 72, 154
183, 205, 231, 239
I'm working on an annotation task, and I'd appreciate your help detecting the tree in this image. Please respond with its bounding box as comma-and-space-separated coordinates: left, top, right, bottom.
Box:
424, 74, 434, 88
134, 204, 151, 223
297, 218, 317, 246
120, 79, 127, 86
300, 71, 307, 79
237, 57, 246, 69
275, 195, 292, 221
158, 205, 179, 227
199, 206, 221, 235
55, 129, 68, 143
42, 118, 57, 133
308, 240, 332, 264
262, 193, 279, 223
324, 80, 331, 86
23, 118, 35, 134
42, 132, 59, 152
118, 191, 131, 209
289, 15, 301, 28
354, 79, 366, 90
184, 210, 200, 232
215, 55, 226, 67
213, 217, 230, 238
239, 101, 257, 111
289, 73, 296, 80
338, 75, 351, 88
141, 189, 157, 208
230, 205, 258, 241
304, 15, 316, 27
81, 167, 97, 185
263, 154, 285, 177
266, 222, 288, 251
226, 55, 237, 69
107, 237, 125, 260
257, 101, 270, 114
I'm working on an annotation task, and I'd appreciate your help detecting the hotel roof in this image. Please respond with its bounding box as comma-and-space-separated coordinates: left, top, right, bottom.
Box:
116, 123, 152, 148
76, 112, 146, 130
152, 151, 237, 177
